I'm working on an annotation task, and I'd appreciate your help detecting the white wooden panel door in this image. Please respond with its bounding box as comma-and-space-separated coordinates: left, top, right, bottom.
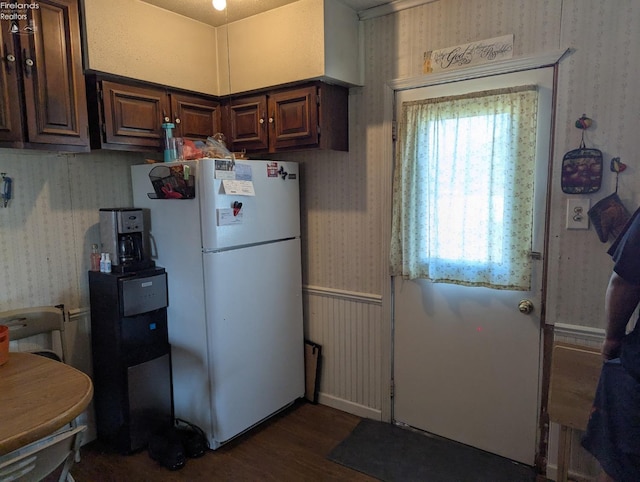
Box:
392, 68, 554, 465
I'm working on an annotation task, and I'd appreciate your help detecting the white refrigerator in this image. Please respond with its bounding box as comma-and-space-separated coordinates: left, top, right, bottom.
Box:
131, 158, 304, 449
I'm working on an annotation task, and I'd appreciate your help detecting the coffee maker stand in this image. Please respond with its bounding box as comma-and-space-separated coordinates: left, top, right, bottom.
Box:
89, 267, 173, 454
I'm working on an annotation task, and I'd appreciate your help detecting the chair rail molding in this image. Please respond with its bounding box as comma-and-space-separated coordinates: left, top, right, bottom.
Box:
303, 285, 382, 305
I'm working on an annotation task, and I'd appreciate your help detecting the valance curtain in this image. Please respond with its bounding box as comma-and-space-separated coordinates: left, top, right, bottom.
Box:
390, 85, 539, 290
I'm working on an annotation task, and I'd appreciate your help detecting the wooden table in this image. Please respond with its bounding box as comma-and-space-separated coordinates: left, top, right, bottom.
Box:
0, 352, 93, 455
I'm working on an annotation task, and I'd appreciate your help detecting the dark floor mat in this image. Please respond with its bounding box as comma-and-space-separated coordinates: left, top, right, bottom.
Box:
327, 419, 537, 482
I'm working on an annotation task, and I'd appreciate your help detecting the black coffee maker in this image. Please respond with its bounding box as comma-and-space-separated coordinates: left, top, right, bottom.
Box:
99, 208, 155, 273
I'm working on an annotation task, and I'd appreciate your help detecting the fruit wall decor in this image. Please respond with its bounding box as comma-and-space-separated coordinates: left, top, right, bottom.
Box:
561, 114, 603, 194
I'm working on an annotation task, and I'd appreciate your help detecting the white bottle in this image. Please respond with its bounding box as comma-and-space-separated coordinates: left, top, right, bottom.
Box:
99, 253, 106, 272
104, 253, 112, 273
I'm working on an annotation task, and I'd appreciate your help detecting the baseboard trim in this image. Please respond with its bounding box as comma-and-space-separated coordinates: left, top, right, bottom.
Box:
318, 392, 382, 421
545, 464, 593, 482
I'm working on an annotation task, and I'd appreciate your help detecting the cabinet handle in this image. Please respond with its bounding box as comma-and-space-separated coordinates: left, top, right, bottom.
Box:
4, 53, 15, 74
3, 42, 15, 73
23, 49, 33, 77
174, 117, 181, 125
268, 117, 274, 124
259, 118, 264, 124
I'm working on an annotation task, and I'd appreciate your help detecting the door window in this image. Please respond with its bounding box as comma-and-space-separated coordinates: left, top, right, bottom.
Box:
390, 86, 539, 290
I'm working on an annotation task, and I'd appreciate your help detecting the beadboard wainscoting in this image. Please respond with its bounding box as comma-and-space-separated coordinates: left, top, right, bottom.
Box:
303, 286, 384, 420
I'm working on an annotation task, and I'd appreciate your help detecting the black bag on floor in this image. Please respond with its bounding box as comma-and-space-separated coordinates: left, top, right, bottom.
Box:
148, 418, 209, 470
148, 427, 186, 471
174, 418, 209, 458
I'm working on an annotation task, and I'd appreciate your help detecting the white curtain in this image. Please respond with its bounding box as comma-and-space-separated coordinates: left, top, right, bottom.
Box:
390, 85, 539, 290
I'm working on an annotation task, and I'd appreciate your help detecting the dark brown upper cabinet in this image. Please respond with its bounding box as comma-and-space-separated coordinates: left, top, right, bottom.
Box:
87, 77, 222, 152
228, 94, 269, 152
229, 82, 348, 154
93, 80, 169, 150
0, 0, 89, 151
170, 93, 222, 143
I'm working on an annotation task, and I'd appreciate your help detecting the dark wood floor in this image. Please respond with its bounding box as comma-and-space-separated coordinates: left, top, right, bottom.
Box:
69, 401, 377, 481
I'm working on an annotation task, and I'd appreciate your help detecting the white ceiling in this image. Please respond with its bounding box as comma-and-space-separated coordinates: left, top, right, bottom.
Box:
140, 0, 391, 27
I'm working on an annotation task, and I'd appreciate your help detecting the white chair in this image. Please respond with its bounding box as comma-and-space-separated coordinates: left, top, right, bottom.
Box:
0, 306, 68, 363
0, 425, 86, 482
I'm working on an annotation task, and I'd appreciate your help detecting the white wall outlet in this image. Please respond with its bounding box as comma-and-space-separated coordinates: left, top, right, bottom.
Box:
566, 198, 590, 229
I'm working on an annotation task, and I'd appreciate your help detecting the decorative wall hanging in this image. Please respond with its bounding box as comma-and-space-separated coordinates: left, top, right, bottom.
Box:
561, 115, 603, 194
422, 34, 514, 74
587, 156, 630, 243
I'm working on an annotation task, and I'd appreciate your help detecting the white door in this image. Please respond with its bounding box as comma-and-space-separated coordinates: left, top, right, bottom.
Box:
392, 68, 554, 465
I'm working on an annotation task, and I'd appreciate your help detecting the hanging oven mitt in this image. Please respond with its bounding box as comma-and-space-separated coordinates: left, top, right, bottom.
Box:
588, 192, 631, 243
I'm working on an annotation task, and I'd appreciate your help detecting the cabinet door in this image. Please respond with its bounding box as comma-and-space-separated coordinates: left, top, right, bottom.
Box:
19, 0, 88, 147
229, 95, 269, 152
268, 85, 318, 152
170, 94, 221, 142
0, 28, 23, 143
101, 81, 169, 149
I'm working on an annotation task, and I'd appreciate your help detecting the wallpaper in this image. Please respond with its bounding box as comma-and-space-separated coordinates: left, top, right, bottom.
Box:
0, 149, 148, 312
548, 0, 640, 327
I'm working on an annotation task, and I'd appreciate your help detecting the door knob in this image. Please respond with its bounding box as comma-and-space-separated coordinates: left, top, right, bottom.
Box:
518, 299, 534, 314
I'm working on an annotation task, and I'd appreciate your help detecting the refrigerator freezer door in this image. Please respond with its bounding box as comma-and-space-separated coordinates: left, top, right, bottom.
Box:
203, 238, 305, 446
198, 159, 300, 250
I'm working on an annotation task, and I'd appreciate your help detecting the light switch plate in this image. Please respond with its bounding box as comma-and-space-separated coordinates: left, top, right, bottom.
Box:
566, 198, 590, 229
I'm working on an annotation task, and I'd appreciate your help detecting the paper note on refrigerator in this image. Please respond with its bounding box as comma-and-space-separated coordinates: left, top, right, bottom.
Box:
235, 163, 252, 181
217, 208, 243, 226
222, 180, 255, 196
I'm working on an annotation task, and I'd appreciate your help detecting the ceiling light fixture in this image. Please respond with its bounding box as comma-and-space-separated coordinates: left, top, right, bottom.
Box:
212, 0, 226, 11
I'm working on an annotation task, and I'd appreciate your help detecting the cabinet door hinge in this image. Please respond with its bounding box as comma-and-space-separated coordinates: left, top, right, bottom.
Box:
392, 120, 397, 142
316, 93, 320, 105
390, 379, 395, 398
